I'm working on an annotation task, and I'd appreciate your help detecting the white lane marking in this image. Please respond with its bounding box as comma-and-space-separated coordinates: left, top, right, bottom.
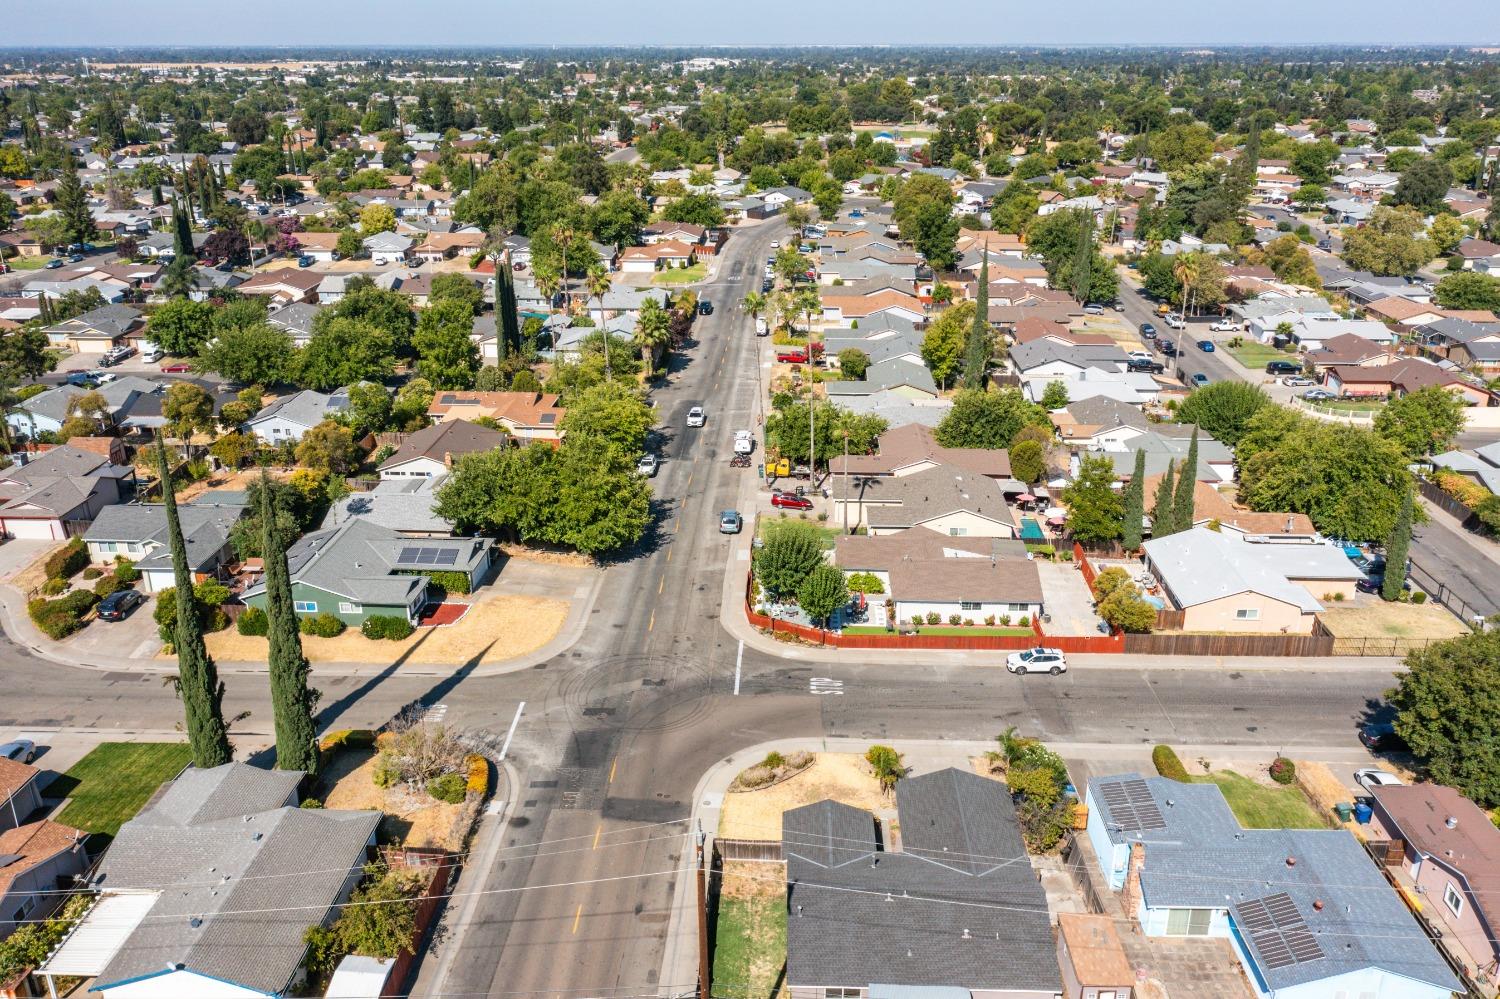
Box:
809, 677, 844, 695
734, 640, 744, 696
498, 701, 526, 760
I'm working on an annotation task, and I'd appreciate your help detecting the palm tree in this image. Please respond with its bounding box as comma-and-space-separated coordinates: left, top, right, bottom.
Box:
535, 265, 561, 322
794, 288, 821, 337
742, 291, 767, 322
586, 265, 614, 380
634, 298, 671, 375
553, 224, 577, 312
1173, 252, 1201, 319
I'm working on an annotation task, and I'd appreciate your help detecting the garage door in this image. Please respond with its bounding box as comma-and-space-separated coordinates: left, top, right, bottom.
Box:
2, 518, 63, 540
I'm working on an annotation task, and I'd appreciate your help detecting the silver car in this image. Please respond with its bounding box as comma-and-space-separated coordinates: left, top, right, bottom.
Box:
686, 406, 706, 428
637, 454, 659, 477
0, 739, 36, 763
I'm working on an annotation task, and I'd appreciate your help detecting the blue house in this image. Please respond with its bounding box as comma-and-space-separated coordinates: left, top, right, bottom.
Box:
1085, 773, 1460, 999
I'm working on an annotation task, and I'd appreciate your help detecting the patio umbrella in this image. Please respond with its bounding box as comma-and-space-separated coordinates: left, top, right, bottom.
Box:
1046, 516, 1067, 526
1045, 506, 1068, 519
1016, 493, 1036, 502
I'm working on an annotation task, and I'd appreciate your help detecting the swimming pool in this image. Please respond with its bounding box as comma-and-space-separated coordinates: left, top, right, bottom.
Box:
1019, 517, 1046, 542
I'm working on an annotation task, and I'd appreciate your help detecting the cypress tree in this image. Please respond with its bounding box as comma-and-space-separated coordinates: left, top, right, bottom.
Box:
1121, 448, 1146, 551
1381, 488, 1414, 602
1151, 459, 1177, 538
261, 471, 320, 774
55, 162, 93, 247
498, 257, 521, 356
963, 257, 990, 389
157, 438, 231, 768
172, 196, 194, 259
1172, 430, 1199, 533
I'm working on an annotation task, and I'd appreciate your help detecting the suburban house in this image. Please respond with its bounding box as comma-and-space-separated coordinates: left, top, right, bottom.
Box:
362, 231, 414, 265
1304, 333, 1395, 373
1283, 318, 1395, 352
1431, 440, 1500, 493
426, 390, 565, 444
1138, 473, 1317, 540
39, 304, 145, 354
84, 495, 249, 593
1084, 772, 1459, 999
1055, 913, 1134, 999
1365, 783, 1500, 988
829, 463, 1018, 537
640, 221, 708, 245
289, 231, 340, 263
617, 240, 698, 274
1024, 369, 1161, 408
36, 763, 381, 999
241, 518, 494, 626
0, 819, 89, 940
835, 531, 1042, 626
321, 477, 454, 538
1142, 527, 1364, 633
1455, 237, 1500, 272
379, 419, 507, 479
828, 423, 1011, 481
1102, 428, 1235, 483
819, 289, 925, 325
0, 442, 135, 540
410, 231, 484, 263
244, 388, 351, 444
265, 302, 322, 348
784, 768, 1060, 999
0, 758, 44, 835
1324, 357, 1488, 404
1050, 397, 1152, 449
236, 267, 323, 306
824, 357, 939, 401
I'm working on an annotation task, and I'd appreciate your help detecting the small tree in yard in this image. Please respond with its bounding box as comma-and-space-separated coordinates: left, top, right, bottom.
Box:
865, 744, 905, 795
838, 348, 869, 380
1097, 585, 1156, 633
1062, 455, 1122, 543
1039, 380, 1069, 410
797, 563, 849, 628
755, 521, 824, 599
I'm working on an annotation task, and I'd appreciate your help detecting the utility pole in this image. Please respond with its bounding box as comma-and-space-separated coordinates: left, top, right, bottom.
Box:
842, 431, 850, 535
695, 824, 709, 998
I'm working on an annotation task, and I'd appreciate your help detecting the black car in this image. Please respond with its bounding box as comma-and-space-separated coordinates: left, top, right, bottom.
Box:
1139, 322, 1157, 339
1265, 360, 1301, 375
97, 589, 145, 621
1157, 338, 1178, 356
761, 278, 774, 293
1127, 357, 1165, 373
1359, 721, 1407, 752
698, 300, 714, 316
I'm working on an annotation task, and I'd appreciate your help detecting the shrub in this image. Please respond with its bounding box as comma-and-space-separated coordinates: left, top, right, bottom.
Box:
1269, 757, 1296, 785
1412, 591, 1427, 604
422, 570, 472, 595
44, 538, 88, 581
763, 750, 787, 769
984, 615, 996, 626
28, 589, 99, 640
319, 729, 375, 753
1008, 766, 1062, 808
426, 772, 467, 804
372, 753, 401, 789
361, 615, 414, 640
948, 614, 962, 626
925, 612, 941, 625
300, 798, 324, 809
999, 614, 1012, 626
1153, 744, 1190, 782
736, 765, 774, 788
1018, 615, 1030, 627
466, 754, 490, 795
40, 577, 68, 596
845, 571, 885, 594
963, 618, 975, 626
92, 573, 123, 598
299, 612, 346, 638
81, 567, 102, 580
237, 606, 269, 636
113, 558, 140, 584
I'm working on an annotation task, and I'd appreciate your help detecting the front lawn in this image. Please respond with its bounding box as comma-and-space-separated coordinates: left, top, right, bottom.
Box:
711, 892, 787, 999
653, 263, 708, 285
756, 516, 839, 550
52, 742, 194, 840
6, 255, 54, 271
1226, 341, 1292, 370
1192, 771, 1328, 829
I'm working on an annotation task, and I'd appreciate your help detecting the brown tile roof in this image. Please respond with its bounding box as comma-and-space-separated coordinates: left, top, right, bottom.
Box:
1364, 296, 1434, 322
828, 423, 1011, 478
289, 231, 340, 251
1138, 472, 1316, 536
1459, 238, 1500, 258
1058, 913, 1133, 985
427, 391, 565, 432
820, 289, 924, 318
238, 268, 323, 293
1330, 357, 1464, 390
0, 820, 84, 896
889, 556, 1043, 604
0, 757, 38, 801
1370, 783, 1500, 929
1308, 333, 1395, 367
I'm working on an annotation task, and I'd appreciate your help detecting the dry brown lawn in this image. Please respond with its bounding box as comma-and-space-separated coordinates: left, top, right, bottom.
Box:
202, 593, 567, 666
1318, 603, 1469, 641
8, 541, 66, 590
718, 753, 891, 841
321, 750, 464, 850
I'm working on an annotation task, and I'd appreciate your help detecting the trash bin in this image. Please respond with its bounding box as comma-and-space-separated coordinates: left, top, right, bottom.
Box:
1334, 802, 1353, 822
1354, 802, 1373, 824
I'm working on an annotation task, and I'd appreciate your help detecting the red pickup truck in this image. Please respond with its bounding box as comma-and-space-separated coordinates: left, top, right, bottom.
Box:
775, 350, 809, 364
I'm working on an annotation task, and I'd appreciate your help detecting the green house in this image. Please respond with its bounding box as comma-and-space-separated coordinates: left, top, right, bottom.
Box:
241, 518, 494, 625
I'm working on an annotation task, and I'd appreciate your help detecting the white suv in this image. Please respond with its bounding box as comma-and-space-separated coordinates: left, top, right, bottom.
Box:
686, 406, 706, 428
1005, 647, 1067, 675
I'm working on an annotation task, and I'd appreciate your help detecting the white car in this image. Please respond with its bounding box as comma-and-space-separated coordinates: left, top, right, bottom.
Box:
636, 454, 658, 477
1163, 313, 1186, 329
0, 739, 35, 763
1354, 768, 1404, 790
686, 406, 706, 428
770, 240, 781, 249
1126, 349, 1152, 362
755, 318, 768, 336
1210, 320, 1240, 333
1005, 647, 1067, 675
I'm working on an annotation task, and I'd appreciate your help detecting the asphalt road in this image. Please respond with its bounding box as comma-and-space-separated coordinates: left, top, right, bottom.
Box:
1115, 272, 1243, 387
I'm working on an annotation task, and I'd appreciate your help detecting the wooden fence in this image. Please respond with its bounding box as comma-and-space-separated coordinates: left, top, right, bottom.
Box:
1153, 608, 1187, 631
715, 838, 784, 863
1123, 632, 1335, 657
1419, 478, 1490, 536
380, 848, 455, 996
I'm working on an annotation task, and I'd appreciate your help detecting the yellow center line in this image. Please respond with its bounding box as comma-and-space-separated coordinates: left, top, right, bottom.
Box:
647, 609, 656, 632
572, 904, 583, 934
592, 825, 602, 849
666, 547, 673, 563
658, 575, 665, 595
609, 757, 618, 783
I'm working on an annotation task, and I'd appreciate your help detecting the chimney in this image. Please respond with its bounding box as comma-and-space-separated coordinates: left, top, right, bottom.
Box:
1121, 842, 1146, 924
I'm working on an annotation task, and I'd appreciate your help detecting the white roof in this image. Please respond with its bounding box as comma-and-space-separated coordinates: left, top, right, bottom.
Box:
40, 891, 159, 977
1144, 527, 1358, 614
326, 955, 396, 997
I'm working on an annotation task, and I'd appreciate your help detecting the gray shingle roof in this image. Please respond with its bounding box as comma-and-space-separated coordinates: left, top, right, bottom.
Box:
1009, 339, 1129, 373
831, 462, 1013, 530
784, 768, 1058, 992
84, 500, 247, 572
246, 389, 349, 431
92, 763, 379, 996
40, 303, 143, 339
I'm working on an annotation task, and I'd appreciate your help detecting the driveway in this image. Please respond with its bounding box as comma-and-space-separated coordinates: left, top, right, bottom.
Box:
1037, 560, 1104, 636
0, 539, 57, 583
66, 592, 162, 661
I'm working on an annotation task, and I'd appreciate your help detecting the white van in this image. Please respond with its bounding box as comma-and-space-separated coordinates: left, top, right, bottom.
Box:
733, 430, 754, 455
755, 318, 768, 336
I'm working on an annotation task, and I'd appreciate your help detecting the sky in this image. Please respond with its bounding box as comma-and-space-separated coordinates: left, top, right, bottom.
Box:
8, 0, 1500, 48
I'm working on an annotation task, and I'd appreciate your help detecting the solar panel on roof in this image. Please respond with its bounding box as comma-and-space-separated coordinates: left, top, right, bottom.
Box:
1099, 777, 1166, 831
397, 546, 422, 563
432, 549, 459, 566
1234, 893, 1325, 971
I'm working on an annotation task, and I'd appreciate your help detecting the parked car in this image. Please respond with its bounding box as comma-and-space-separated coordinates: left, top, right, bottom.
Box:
1282, 375, 1314, 387
1359, 722, 1408, 752
1005, 647, 1067, 676
775, 350, 809, 364
297, 254, 314, 268
1163, 313, 1186, 329
1189, 372, 1210, 387
0, 740, 35, 763
64, 371, 98, 387
770, 240, 781, 249
1128, 358, 1165, 373
1317, 239, 1333, 251
1302, 388, 1336, 402
1139, 322, 1157, 339
733, 430, 754, 455
719, 509, 743, 534
771, 490, 814, 510
97, 589, 147, 621
1356, 573, 1411, 595
698, 299, 714, 316
686, 406, 706, 428
1354, 768, 1405, 790
1157, 338, 1177, 356
636, 454, 658, 477
1082, 303, 1105, 316
755, 318, 768, 336
761, 278, 774, 293
1210, 320, 1240, 333
91, 370, 118, 385
160, 361, 193, 374
1111, 301, 1125, 312
67, 253, 84, 263
1196, 339, 1215, 352
1265, 360, 1300, 375
45, 258, 64, 269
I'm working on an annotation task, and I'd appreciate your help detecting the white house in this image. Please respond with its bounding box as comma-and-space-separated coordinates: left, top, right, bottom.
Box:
243, 389, 350, 444
362, 231, 414, 266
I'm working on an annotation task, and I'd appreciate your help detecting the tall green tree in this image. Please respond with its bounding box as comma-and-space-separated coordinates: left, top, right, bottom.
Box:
1121, 449, 1146, 551
1374, 386, 1466, 459
1388, 631, 1500, 807
412, 300, 481, 389
156, 438, 231, 768
1175, 382, 1271, 446
1151, 460, 1178, 538
933, 388, 1049, 449
1172, 431, 1199, 532
55, 162, 94, 246
921, 302, 971, 389
1062, 455, 1123, 543
261, 470, 319, 774
1381, 489, 1414, 603
963, 258, 991, 388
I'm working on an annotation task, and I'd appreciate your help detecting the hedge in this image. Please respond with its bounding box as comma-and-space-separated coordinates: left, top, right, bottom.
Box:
361, 615, 415, 641
426, 772, 467, 804
236, 606, 268, 636
1269, 757, 1296, 785
402, 569, 471, 596
44, 538, 88, 582
299, 612, 346, 638
1152, 744, 1190, 782
466, 753, 490, 796
28, 590, 99, 640
318, 729, 376, 753
92, 574, 125, 598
